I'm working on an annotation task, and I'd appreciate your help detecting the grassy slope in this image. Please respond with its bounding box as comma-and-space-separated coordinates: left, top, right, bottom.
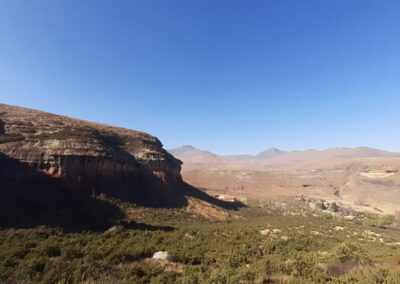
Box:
1, 202, 400, 283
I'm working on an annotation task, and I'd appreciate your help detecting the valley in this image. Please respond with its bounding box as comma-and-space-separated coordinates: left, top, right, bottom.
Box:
0, 104, 399, 283
171, 146, 400, 215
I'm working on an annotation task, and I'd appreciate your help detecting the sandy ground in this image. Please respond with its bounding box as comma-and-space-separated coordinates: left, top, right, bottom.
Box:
181, 158, 400, 215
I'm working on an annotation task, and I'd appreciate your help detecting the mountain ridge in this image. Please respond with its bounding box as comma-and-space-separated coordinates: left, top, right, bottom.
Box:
169, 145, 400, 170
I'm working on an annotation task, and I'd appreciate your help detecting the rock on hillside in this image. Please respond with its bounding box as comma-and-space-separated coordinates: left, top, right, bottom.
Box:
0, 104, 183, 206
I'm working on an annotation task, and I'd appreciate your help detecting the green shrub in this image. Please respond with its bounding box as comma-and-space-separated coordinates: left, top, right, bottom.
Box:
329, 242, 372, 264
364, 214, 395, 228
1, 204, 400, 283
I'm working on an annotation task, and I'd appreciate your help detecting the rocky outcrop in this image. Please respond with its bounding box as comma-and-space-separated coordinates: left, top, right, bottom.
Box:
0, 104, 182, 204
296, 195, 356, 216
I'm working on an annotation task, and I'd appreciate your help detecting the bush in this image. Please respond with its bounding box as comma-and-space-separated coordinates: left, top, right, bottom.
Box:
364, 214, 394, 228
0, 204, 400, 283
331, 242, 372, 264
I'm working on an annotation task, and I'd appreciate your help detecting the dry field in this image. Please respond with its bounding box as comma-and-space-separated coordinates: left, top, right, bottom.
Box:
178, 155, 400, 215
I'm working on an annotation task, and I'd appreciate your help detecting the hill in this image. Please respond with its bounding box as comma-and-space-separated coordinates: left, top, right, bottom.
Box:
0, 104, 241, 229
170, 145, 400, 215
169, 145, 225, 169
170, 145, 399, 170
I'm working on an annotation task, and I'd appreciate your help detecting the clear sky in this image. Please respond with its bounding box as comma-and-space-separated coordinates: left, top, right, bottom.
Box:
1, 0, 400, 154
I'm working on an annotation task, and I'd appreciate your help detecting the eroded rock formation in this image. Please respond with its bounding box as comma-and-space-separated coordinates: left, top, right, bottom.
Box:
0, 104, 183, 204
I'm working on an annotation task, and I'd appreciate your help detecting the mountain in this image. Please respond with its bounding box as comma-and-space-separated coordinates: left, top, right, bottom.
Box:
169, 145, 225, 169
168, 145, 197, 156
256, 147, 284, 158
253, 147, 399, 168
170, 145, 400, 170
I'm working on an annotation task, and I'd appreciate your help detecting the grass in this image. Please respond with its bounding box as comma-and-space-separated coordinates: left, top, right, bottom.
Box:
0, 201, 400, 283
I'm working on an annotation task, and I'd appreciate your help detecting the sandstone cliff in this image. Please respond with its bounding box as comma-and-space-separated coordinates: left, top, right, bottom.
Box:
0, 104, 183, 205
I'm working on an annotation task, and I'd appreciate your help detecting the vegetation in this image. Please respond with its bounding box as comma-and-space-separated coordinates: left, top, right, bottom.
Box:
0, 202, 400, 283
396, 210, 400, 229
363, 213, 395, 228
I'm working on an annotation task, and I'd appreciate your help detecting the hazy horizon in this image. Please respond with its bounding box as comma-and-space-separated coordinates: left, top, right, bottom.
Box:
2, 102, 400, 156
168, 144, 400, 156
2, 1, 400, 155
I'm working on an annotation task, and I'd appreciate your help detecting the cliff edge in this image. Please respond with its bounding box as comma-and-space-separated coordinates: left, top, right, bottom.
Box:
0, 103, 183, 206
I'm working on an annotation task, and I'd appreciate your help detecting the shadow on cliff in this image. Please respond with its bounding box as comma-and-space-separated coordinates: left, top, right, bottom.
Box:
98, 172, 245, 211
0, 154, 175, 232
0, 119, 4, 134
80, 133, 245, 211
178, 181, 246, 210
0, 153, 243, 231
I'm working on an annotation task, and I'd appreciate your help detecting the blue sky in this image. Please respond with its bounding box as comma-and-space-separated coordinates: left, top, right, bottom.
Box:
1, 0, 400, 154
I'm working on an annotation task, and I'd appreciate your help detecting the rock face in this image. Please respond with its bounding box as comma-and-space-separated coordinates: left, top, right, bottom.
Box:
0, 104, 183, 205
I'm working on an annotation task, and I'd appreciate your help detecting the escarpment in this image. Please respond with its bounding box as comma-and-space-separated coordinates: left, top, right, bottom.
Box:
0, 104, 183, 205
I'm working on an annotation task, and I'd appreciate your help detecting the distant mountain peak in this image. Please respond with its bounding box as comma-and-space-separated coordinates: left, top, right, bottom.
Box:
168, 145, 200, 156
181, 145, 196, 150
256, 147, 284, 157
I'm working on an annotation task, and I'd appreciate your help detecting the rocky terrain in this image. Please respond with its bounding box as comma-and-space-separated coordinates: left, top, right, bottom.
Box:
170, 146, 400, 215
0, 104, 184, 204
0, 104, 182, 184
0, 104, 242, 229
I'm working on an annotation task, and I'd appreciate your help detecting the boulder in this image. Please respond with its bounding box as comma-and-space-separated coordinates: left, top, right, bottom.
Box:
315, 201, 327, 210
152, 251, 174, 261
330, 202, 339, 213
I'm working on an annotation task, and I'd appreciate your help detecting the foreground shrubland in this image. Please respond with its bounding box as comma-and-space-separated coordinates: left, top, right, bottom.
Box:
1, 202, 400, 283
